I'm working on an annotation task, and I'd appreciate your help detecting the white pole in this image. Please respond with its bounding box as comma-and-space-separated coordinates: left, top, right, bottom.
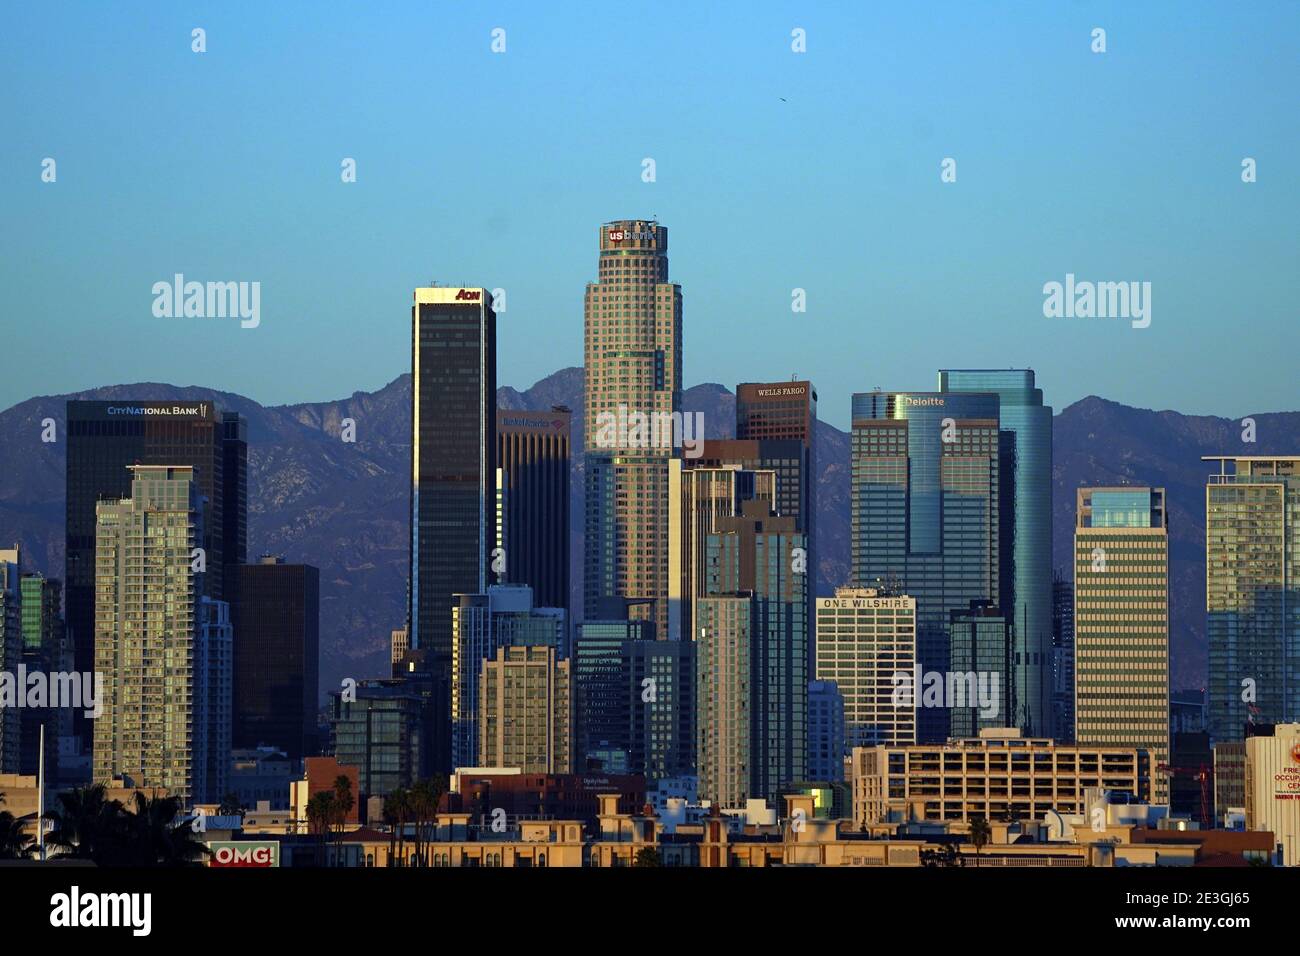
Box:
37, 722, 45, 862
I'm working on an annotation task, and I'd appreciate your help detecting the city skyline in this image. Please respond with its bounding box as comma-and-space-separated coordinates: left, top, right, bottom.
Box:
0, 4, 1296, 914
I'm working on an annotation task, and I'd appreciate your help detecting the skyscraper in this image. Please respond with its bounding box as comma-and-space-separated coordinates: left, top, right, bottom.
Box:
66, 400, 246, 741
584, 220, 682, 638
496, 407, 571, 610
409, 286, 497, 769
696, 499, 807, 805
230, 556, 320, 761
850, 391, 1004, 742
479, 644, 571, 774
1074, 487, 1170, 804
92, 465, 232, 803
668, 460, 775, 642
815, 587, 917, 748
938, 370, 1053, 737
450, 584, 565, 768
1205, 457, 1300, 741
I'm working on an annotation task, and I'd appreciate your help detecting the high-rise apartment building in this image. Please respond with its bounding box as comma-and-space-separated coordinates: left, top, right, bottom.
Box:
495, 408, 571, 610
92, 466, 232, 803
696, 500, 807, 805
230, 557, 320, 760
668, 460, 775, 641
450, 584, 565, 768
572, 619, 694, 779
1074, 487, 1170, 804
409, 286, 497, 769
478, 645, 571, 774
1205, 457, 1300, 741
850, 391, 1004, 742
66, 400, 245, 740
815, 587, 917, 748
330, 680, 434, 799
938, 371, 1053, 737
584, 220, 682, 638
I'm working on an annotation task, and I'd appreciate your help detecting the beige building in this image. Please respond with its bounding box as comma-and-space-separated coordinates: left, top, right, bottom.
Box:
93, 465, 231, 804
851, 728, 1147, 826
583, 219, 682, 638
1244, 723, 1300, 865
695, 595, 752, 808
815, 588, 917, 748
1073, 487, 1170, 804
479, 645, 570, 773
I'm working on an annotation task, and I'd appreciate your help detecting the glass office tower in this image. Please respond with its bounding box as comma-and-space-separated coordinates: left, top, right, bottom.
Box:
1205, 457, 1300, 741
850, 391, 1004, 742
410, 286, 497, 771
939, 369, 1053, 738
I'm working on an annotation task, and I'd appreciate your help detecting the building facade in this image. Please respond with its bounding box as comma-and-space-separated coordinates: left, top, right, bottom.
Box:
850, 391, 1004, 742
230, 557, 320, 761
478, 645, 571, 774
409, 286, 497, 770
1073, 487, 1170, 804
92, 466, 231, 803
852, 728, 1148, 826
938, 370, 1053, 738
583, 220, 682, 639
495, 408, 571, 610
815, 587, 917, 748
1205, 457, 1300, 742
1244, 722, 1300, 865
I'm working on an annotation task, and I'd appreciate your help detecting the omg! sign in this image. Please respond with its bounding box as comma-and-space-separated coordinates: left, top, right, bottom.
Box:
209, 841, 280, 868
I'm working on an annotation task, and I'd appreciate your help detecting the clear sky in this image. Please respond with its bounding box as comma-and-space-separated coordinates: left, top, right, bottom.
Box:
2, 1, 1296, 429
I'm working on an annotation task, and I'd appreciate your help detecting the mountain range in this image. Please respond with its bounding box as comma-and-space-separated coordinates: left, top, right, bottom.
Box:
3, 369, 1296, 697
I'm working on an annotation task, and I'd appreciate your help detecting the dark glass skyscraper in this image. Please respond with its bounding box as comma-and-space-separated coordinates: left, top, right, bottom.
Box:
496, 407, 570, 610
939, 370, 1053, 737
850, 391, 1004, 742
230, 556, 320, 760
65, 399, 245, 742
410, 286, 497, 769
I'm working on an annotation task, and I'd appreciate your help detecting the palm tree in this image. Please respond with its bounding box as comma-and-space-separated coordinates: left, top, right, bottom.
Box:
117, 792, 209, 866
0, 811, 37, 860
306, 792, 337, 866
968, 815, 991, 868
47, 784, 123, 864
383, 788, 410, 866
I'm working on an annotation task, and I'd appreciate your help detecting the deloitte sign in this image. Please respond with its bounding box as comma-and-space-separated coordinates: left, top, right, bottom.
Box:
208, 841, 280, 868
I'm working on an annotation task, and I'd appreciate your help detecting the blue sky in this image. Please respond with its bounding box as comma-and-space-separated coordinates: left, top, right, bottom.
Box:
2, 1, 1296, 428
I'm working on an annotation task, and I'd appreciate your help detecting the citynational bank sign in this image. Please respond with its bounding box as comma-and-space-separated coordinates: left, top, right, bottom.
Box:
208, 841, 280, 868
103, 403, 211, 419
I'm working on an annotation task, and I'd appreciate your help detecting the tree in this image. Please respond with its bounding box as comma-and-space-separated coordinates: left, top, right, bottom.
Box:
217, 793, 243, 816
968, 815, 991, 868
47, 784, 122, 864
919, 843, 964, 868
0, 811, 37, 860
306, 792, 337, 866
633, 846, 661, 868
120, 792, 209, 866
383, 788, 410, 867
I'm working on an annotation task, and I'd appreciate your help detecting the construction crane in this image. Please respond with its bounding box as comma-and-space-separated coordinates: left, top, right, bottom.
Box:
1157, 763, 1211, 827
